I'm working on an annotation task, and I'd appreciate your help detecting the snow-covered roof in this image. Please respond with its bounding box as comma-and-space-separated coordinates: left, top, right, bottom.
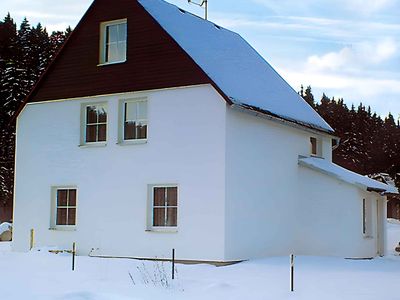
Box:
138, 0, 334, 133
299, 157, 398, 194
368, 173, 396, 188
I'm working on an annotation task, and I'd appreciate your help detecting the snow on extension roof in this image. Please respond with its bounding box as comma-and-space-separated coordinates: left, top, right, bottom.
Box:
138, 0, 334, 133
299, 157, 399, 194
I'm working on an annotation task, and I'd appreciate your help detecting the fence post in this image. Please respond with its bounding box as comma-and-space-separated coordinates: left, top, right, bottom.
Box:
290, 254, 294, 292
72, 242, 76, 271
29, 229, 35, 250
172, 248, 175, 280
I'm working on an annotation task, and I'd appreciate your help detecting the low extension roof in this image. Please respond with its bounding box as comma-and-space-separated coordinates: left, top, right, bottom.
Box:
138, 0, 334, 133
299, 156, 398, 194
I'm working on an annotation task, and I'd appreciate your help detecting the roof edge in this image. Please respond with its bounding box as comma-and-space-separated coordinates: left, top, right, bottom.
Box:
232, 103, 335, 136
298, 157, 397, 194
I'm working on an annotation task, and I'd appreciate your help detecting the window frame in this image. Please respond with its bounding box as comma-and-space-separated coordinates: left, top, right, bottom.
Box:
147, 184, 179, 232
99, 19, 127, 65
50, 186, 78, 230
310, 136, 322, 157
80, 102, 108, 146
362, 198, 373, 238
118, 98, 148, 145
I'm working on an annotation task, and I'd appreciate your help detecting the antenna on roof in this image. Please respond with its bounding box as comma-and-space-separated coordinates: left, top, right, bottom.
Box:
187, 0, 208, 20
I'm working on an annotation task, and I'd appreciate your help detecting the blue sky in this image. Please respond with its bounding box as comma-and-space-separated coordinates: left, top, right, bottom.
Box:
2, 0, 400, 117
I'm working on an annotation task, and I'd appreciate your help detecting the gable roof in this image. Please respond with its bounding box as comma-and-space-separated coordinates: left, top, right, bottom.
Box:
138, 0, 333, 133
14, 0, 333, 134
299, 156, 398, 194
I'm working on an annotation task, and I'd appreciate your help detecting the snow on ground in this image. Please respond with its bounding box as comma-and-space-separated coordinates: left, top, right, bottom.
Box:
387, 218, 400, 255
0, 221, 399, 300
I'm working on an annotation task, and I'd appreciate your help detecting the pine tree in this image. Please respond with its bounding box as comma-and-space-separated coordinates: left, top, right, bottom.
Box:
0, 14, 71, 221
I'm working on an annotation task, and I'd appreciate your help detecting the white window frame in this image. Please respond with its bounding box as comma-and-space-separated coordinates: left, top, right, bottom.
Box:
50, 186, 78, 231
99, 19, 127, 65
310, 136, 321, 157
118, 98, 148, 145
80, 102, 108, 146
146, 184, 178, 233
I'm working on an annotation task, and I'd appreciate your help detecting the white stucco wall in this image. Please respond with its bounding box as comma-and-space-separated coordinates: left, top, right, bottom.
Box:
296, 167, 384, 258
224, 108, 331, 260
224, 107, 382, 260
13, 85, 227, 261
14, 83, 384, 261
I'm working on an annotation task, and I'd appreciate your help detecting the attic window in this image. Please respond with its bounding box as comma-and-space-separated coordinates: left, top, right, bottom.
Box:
100, 19, 127, 65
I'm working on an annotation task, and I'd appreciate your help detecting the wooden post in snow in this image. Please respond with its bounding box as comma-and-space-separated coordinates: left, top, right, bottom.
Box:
29, 229, 35, 250
72, 242, 76, 271
290, 254, 294, 292
172, 248, 175, 280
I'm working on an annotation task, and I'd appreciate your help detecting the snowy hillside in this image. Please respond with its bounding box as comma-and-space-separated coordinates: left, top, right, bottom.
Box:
0, 221, 399, 300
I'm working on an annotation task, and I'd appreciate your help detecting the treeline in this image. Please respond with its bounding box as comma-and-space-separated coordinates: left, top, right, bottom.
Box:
300, 86, 400, 181
0, 14, 71, 211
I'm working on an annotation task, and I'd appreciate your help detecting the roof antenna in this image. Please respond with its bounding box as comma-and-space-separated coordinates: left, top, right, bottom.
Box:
187, 0, 208, 20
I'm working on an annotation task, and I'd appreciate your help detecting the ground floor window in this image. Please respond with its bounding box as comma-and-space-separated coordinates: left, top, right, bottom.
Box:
51, 187, 77, 228
151, 186, 178, 228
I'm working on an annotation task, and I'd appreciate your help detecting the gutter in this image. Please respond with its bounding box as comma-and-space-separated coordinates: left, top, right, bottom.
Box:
232, 103, 336, 137
367, 187, 387, 194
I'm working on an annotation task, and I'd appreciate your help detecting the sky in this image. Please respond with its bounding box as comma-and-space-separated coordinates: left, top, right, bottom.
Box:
1, 0, 399, 117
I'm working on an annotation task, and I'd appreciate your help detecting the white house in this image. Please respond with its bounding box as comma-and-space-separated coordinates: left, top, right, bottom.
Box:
12, 0, 396, 263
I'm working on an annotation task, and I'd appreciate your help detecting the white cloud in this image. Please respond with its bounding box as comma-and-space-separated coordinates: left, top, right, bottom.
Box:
308, 48, 353, 71
280, 67, 400, 115
307, 38, 398, 71
251, 0, 396, 15
344, 0, 396, 15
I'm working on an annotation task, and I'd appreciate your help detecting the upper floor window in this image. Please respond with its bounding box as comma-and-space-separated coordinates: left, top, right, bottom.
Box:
83, 103, 107, 144
100, 19, 127, 64
123, 99, 147, 141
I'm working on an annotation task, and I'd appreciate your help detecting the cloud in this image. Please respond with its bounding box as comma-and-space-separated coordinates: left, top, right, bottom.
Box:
308, 48, 352, 71
0, 0, 91, 31
213, 13, 400, 45
344, 0, 396, 15
307, 38, 398, 71
251, 0, 397, 16
279, 67, 400, 116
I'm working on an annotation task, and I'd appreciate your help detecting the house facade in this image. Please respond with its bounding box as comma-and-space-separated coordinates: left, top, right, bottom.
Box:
12, 0, 396, 262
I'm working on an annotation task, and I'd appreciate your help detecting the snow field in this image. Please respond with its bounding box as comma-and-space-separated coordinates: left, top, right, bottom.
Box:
0, 220, 398, 300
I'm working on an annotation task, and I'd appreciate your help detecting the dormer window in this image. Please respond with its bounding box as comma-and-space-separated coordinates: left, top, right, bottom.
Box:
100, 19, 127, 64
